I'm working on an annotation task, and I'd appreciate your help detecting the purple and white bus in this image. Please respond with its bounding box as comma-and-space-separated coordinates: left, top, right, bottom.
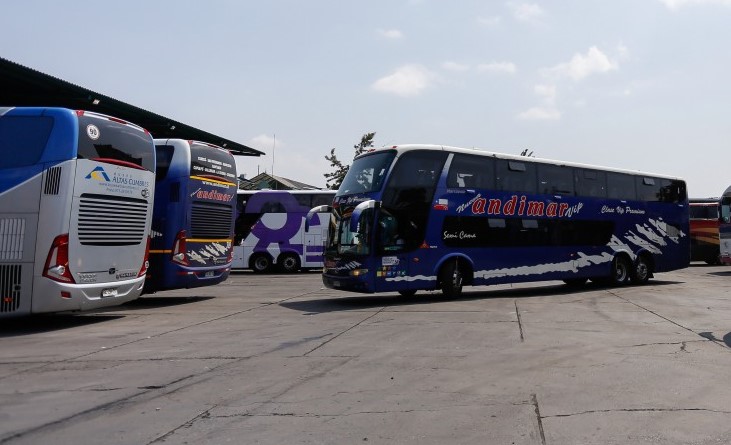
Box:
232, 190, 336, 272
314, 144, 689, 298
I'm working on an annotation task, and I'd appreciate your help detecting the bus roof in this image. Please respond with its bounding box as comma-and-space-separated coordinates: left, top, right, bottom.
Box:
361, 144, 685, 182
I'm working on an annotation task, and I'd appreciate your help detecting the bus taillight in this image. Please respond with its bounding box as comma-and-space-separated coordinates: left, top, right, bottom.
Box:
138, 236, 151, 277
171, 230, 189, 266
43, 234, 75, 283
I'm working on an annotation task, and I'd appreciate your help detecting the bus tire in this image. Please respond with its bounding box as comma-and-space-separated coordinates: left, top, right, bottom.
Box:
630, 254, 652, 285
278, 253, 301, 273
439, 259, 464, 299
250, 253, 272, 273
610, 255, 631, 285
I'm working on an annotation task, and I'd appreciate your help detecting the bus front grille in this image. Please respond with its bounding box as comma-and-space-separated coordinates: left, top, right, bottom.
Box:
191, 202, 233, 239
0, 264, 22, 313
0, 218, 25, 260
77, 194, 149, 246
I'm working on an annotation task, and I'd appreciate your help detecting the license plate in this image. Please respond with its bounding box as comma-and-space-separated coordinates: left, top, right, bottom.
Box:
101, 288, 118, 298
205, 271, 215, 278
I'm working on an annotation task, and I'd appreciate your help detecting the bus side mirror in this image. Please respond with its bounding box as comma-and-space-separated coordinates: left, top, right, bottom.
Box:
306, 205, 331, 231
349, 200, 380, 233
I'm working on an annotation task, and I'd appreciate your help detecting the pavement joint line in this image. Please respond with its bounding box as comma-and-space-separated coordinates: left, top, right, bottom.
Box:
515, 300, 525, 342
606, 289, 731, 350
531, 393, 547, 445
147, 409, 212, 445
303, 307, 388, 356
542, 407, 731, 418
0, 291, 320, 382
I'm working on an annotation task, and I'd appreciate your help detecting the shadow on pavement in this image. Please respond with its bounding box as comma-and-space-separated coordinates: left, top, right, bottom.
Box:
116, 296, 215, 310
281, 280, 683, 314
0, 314, 123, 337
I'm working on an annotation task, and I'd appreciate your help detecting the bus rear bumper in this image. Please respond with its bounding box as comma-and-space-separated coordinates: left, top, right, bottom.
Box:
31, 276, 145, 314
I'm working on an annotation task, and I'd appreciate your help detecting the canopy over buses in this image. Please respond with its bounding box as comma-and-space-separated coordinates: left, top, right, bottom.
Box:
312, 144, 689, 298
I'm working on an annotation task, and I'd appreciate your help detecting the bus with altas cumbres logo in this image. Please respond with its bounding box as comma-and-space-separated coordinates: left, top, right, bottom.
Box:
0, 107, 155, 317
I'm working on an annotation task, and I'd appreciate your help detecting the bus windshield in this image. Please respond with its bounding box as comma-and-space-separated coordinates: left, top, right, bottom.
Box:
337, 150, 395, 195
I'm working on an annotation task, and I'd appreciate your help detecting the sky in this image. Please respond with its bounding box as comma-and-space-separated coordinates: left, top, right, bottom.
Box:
2, 0, 730, 197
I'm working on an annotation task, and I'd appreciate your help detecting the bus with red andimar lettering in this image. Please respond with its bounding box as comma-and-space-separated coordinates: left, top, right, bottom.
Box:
309, 144, 689, 298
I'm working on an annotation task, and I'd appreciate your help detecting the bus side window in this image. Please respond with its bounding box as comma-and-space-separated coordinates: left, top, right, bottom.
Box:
496, 160, 537, 194
261, 200, 286, 213
575, 169, 607, 198
537, 164, 575, 196
607, 172, 636, 200
447, 154, 495, 189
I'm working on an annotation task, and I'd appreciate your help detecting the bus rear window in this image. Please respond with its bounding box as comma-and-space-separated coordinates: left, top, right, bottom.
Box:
0, 116, 54, 169
77, 115, 155, 171
190, 143, 237, 182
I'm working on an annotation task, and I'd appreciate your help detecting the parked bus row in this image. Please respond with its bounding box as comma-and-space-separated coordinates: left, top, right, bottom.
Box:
0, 107, 238, 317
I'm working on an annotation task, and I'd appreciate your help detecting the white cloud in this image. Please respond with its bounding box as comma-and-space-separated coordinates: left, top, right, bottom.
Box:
545, 46, 618, 81
372, 65, 437, 97
534, 84, 557, 103
249, 134, 281, 152
477, 15, 502, 26
377, 29, 403, 39
658, 0, 731, 9
442, 61, 470, 71
477, 61, 517, 74
517, 107, 561, 120
509, 2, 545, 23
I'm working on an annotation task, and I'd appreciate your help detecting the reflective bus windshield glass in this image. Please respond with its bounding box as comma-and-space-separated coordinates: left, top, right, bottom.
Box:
337, 151, 395, 195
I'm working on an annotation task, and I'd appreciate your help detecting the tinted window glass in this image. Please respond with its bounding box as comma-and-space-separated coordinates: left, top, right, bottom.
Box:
607, 172, 636, 200
379, 150, 448, 252
537, 164, 575, 195
496, 159, 537, 193
447, 154, 496, 189
0, 116, 54, 168
294, 193, 312, 208
338, 151, 395, 195
154, 144, 175, 181
190, 143, 237, 182
576, 169, 607, 198
442, 216, 614, 247
77, 114, 155, 171
312, 193, 334, 207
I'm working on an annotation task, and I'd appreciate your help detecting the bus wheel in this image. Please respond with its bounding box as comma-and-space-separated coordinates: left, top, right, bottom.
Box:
439, 259, 464, 299
398, 289, 417, 297
630, 255, 651, 285
250, 253, 272, 273
610, 256, 630, 285
278, 253, 301, 273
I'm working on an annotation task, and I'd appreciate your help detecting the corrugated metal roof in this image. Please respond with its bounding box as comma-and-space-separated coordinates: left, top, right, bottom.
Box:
0, 57, 263, 157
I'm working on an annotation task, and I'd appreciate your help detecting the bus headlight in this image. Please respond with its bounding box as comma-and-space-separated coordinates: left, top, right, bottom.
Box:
349, 269, 368, 277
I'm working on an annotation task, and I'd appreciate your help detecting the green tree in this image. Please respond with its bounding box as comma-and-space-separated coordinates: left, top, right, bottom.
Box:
324, 132, 375, 190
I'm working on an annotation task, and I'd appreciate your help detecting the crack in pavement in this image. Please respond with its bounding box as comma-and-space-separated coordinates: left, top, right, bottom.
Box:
543, 407, 731, 418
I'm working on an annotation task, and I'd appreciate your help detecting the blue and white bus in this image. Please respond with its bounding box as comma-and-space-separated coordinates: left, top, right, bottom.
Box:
0, 107, 155, 316
233, 190, 336, 272
144, 139, 237, 293
313, 144, 689, 298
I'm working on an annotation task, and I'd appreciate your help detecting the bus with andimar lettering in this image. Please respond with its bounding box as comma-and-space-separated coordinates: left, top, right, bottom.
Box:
309, 144, 689, 298
144, 139, 237, 293
0, 107, 155, 316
